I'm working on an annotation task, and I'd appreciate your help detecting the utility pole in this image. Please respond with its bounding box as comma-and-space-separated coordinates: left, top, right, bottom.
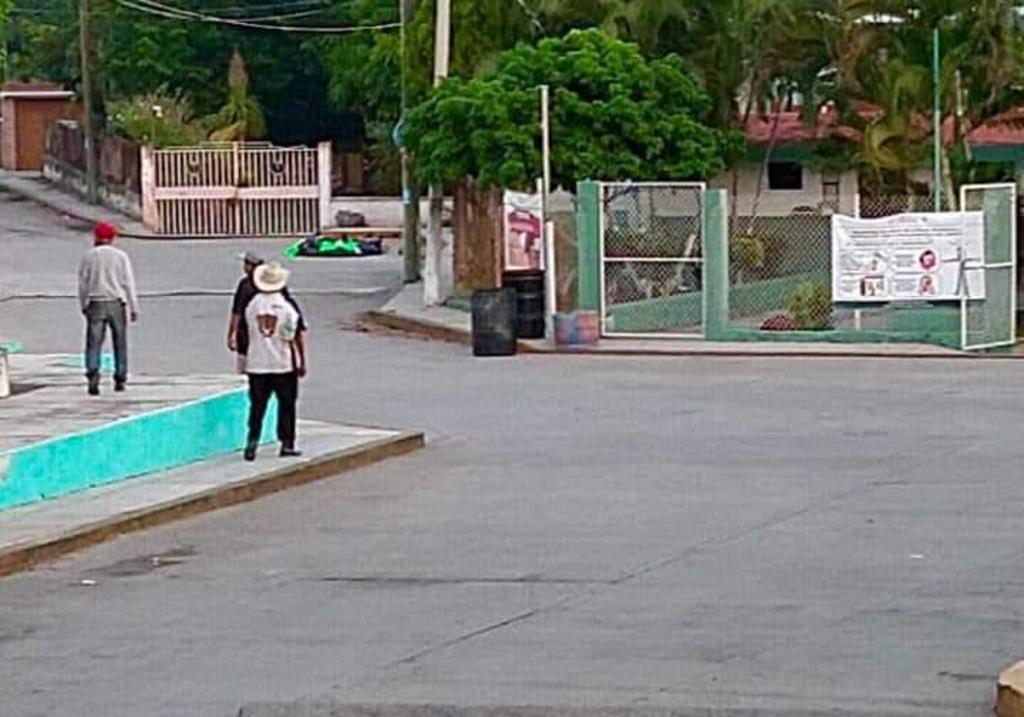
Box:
932, 26, 941, 213
79, 0, 99, 205
423, 0, 450, 305
399, 0, 420, 283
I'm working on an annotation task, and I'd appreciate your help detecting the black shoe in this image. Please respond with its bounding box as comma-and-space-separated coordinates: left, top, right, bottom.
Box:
114, 380, 126, 392
279, 446, 302, 458
87, 384, 100, 397
244, 443, 258, 461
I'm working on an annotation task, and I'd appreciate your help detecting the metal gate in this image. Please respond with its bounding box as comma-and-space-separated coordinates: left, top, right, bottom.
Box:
599, 182, 705, 338
141, 142, 331, 237
960, 183, 1017, 351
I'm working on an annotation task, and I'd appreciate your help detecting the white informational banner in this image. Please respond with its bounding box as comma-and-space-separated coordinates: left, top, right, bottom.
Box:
503, 190, 544, 271
832, 212, 985, 302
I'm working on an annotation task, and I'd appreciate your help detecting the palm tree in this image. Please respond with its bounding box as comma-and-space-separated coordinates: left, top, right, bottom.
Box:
208, 50, 267, 143
536, 0, 692, 56
823, 0, 1024, 199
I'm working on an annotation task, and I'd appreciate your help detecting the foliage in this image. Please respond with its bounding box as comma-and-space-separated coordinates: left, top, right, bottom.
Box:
7, 0, 1024, 197
319, 0, 537, 191
731, 234, 767, 273
404, 29, 743, 190
364, 121, 402, 194
208, 51, 267, 142
106, 89, 206, 148
0, 0, 12, 74
788, 280, 832, 330
3, 0, 346, 146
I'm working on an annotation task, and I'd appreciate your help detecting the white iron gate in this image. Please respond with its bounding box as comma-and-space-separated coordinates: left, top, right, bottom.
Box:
599, 182, 705, 337
141, 142, 332, 236
960, 183, 1017, 351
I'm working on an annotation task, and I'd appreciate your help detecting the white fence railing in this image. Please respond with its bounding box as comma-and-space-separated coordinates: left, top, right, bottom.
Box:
141, 142, 331, 237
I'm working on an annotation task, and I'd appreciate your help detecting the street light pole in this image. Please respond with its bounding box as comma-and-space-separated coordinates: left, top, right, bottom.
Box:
933, 26, 942, 212
423, 0, 450, 305
79, 0, 99, 205
400, 0, 420, 283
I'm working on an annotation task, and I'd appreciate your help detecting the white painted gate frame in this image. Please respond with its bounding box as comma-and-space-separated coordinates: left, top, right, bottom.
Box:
598, 181, 707, 339
959, 183, 1018, 351
141, 141, 332, 236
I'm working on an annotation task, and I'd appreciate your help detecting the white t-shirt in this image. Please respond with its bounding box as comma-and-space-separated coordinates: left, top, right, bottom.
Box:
244, 292, 300, 374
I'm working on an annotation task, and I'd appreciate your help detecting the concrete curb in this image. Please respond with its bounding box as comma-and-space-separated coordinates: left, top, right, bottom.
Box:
236, 702, 943, 717
365, 310, 1024, 361
0, 431, 424, 578
365, 311, 545, 354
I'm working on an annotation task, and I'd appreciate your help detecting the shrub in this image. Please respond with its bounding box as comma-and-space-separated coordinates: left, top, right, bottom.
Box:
730, 233, 766, 274
107, 88, 205, 148
788, 281, 833, 330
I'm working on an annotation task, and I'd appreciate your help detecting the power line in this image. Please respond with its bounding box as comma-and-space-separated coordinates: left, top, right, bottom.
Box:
125, 0, 384, 26
116, 0, 399, 33
199, 0, 330, 16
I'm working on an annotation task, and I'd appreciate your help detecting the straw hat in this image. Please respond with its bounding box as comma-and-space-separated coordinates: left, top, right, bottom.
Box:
253, 262, 290, 292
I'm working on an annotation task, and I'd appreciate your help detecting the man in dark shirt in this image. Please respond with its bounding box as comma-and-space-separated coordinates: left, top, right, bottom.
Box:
228, 252, 305, 372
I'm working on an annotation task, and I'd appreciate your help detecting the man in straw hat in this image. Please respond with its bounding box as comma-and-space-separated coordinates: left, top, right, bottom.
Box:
227, 251, 304, 374
77, 222, 139, 396
243, 261, 307, 461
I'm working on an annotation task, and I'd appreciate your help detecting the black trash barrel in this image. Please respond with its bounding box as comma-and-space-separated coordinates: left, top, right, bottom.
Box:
502, 270, 546, 339
471, 288, 518, 357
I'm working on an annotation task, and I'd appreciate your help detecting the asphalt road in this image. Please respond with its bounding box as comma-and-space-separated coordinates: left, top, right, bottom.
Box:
1, 195, 1022, 716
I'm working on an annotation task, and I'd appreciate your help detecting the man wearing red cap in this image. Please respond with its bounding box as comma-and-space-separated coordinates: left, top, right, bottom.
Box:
77, 222, 139, 395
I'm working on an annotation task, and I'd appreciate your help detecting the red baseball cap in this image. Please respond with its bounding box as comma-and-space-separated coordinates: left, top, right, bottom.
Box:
93, 222, 118, 243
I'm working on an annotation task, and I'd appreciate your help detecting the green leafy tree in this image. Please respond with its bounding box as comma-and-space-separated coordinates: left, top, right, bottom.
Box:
4, 0, 344, 146
404, 29, 743, 190
0, 0, 12, 76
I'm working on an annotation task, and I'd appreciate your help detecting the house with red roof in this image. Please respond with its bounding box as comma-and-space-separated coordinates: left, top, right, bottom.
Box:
716, 104, 1023, 217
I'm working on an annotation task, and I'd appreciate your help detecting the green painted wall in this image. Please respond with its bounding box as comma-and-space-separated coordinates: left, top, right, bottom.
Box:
608, 293, 702, 333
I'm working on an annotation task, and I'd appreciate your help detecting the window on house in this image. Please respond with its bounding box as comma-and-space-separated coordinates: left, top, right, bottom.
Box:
822, 177, 840, 212
768, 162, 803, 190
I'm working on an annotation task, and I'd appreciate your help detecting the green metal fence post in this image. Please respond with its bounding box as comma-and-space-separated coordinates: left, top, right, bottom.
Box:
576, 181, 601, 311
703, 189, 729, 340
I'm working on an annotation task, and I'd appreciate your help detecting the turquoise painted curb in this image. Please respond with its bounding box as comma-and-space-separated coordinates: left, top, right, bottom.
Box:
61, 352, 117, 373
0, 388, 278, 510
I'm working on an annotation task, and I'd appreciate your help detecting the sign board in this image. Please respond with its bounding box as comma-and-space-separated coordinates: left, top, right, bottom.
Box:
503, 190, 544, 271
832, 212, 985, 302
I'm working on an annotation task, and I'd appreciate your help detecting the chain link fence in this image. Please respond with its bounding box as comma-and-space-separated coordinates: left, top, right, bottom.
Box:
725, 196, 962, 346
601, 184, 704, 336
858, 195, 936, 218
726, 213, 832, 330
550, 201, 578, 314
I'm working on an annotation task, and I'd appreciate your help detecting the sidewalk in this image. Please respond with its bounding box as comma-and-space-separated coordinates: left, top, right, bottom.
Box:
0, 170, 152, 237
0, 354, 425, 575
368, 283, 1010, 359
0, 420, 423, 577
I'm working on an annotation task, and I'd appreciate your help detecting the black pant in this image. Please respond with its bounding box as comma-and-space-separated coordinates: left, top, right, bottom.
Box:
247, 372, 298, 446
85, 300, 128, 384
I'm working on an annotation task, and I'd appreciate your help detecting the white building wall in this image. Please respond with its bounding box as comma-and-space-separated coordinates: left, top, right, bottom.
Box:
711, 164, 859, 217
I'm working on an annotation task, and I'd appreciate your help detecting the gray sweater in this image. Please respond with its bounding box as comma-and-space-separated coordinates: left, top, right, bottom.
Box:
78, 245, 139, 314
